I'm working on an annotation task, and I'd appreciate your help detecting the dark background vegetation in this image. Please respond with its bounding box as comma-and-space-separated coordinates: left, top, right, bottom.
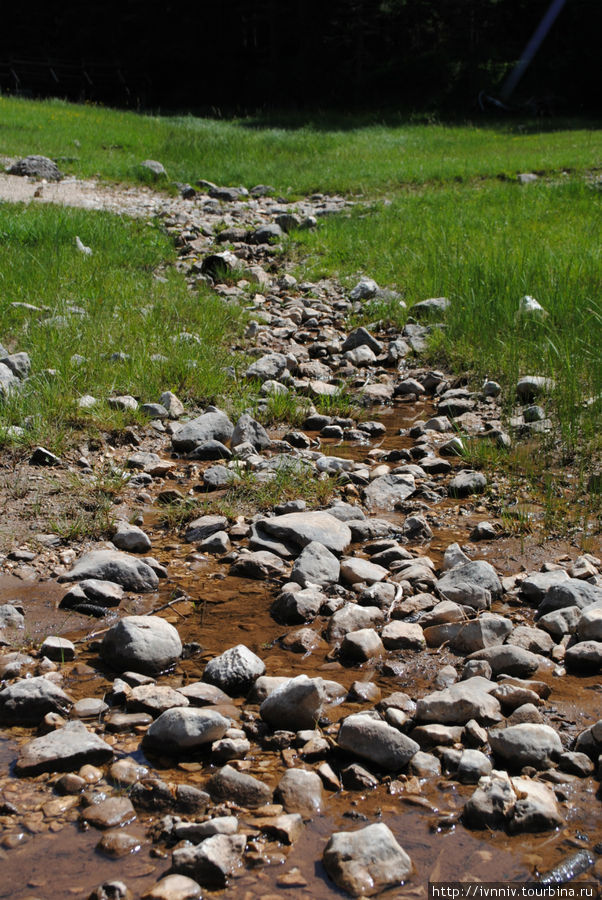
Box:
1, 0, 600, 115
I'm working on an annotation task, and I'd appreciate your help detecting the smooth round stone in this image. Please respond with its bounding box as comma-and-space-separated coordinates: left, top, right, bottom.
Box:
72, 698, 109, 719
97, 830, 142, 858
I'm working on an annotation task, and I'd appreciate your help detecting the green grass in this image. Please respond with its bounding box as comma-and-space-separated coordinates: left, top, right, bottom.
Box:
0, 202, 249, 450
2, 97, 602, 194
295, 178, 602, 470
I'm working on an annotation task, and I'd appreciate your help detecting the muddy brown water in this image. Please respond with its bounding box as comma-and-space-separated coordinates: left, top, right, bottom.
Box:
1, 404, 601, 899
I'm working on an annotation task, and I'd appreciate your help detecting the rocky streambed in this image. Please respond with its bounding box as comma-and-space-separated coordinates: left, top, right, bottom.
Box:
0, 164, 601, 900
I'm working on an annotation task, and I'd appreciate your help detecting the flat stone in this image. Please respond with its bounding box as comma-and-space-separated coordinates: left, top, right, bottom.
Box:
363, 474, 415, 511
437, 560, 502, 603
97, 830, 142, 859
259, 511, 352, 554
171, 411, 234, 452
142, 874, 202, 899
338, 713, 419, 771
467, 645, 542, 678
323, 822, 412, 897
0, 676, 73, 725
127, 684, 189, 715
40, 636, 75, 661
271, 586, 325, 624
509, 776, 564, 832
340, 558, 388, 586
82, 797, 136, 829
381, 621, 426, 651
15, 720, 113, 776
291, 542, 340, 587
59, 550, 159, 592
185, 515, 228, 543
144, 708, 230, 754
416, 677, 501, 725
327, 604, 384, 641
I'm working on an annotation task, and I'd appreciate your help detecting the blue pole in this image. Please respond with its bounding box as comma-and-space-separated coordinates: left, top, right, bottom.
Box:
500, 0, 567, 101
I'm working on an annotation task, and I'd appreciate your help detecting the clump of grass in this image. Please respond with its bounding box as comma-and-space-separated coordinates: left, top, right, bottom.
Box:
0, 203, 247, 452
2, 97, 602, 194
160, 460, 340, 530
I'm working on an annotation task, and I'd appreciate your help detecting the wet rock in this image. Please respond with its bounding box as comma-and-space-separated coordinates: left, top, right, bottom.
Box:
271, 586, 325, 623
15, 720, 113, 776
491, 683, 541, 711
203, 644, 265, 694
558, 751, 595, 777
342, 762, 379, 790
275, 767, 323, 817
467, 645, 542, 678
363, 474, 415, 511
171, 411, 234, 452
291, 541, 340, 587
59, 550, 159, 592
101, 616, 182, 674
489, 723, 562, 770
509, 777, 564, 832
97, 830, 141, 859
463, 771, 516, 829
177, 682, 232, 706
409, 750, 441, 777
338, 713, 419, 771
410, 723, 463, 749
259, 511, 352, 554
88, 881, 132, 900
143, 708, 230, 754
0, 676, 73, 724
207, 764, 271, 808
254, 812, 303, 844
173, 817, 239, 841
323, 822, 412, 897
0, 604, 24, 628
40, 635, 75, 661
142, 874, 202, 899
82, 797, 136, 829
281, 627, 326, 654
565, 640, 602, 673
260, 674, 325, 731
416, 677, 502, 725
230, 548, 287, 578
506, 703, 545, 726
359, 582, 396, 609
171, 833, 246, 888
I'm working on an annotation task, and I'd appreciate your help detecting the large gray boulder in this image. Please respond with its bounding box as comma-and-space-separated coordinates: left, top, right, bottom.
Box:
271, 586, 325, 624
327, 604, 384, 642
538, 579, 602, 616
436, 560, 502, 603
185, 515, 228, 543
58, 550, 159, 592
203, 645, 265, 694
489, 723, 562, 770
415, 677, 502, 725
363, 474, 415, 511
259, 511, 352, 554
260, 675, 325, 731
323, 823, 412, 897
466, 645, 542, 678
424, 615, 512, 654
0, 676, 73, 725
231, 414, 271, 450
101, 616, 182, 674
338, 713, 419, 771
245, 353, 288, 383
8, 155, 62, 180
171, 411, 234, 452
463, 771, 516, 830
291, 542, 340, 587
144, 708, 230, 754
206, 765, 271, 808
15, 720, 113, 776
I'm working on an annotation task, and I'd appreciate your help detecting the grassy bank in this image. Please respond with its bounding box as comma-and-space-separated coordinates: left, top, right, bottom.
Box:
0, 202, 247, 451
295, 177, 602, 460
2, 97, 602, 194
